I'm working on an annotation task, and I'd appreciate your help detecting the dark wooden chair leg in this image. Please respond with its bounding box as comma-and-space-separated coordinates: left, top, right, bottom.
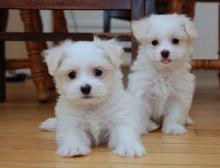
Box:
218, 4, 220, 85
167, 0, 183, 14
103, 11, 111, 32
167, 0, 195, 18
52, 10, 68, 43
145, 0, 155, 16
131, 0, 145, 62
183, 0, 195, 18
131, 0, 155, 61
0, 9, 8, 103
48, 10, 69, 90
20, 10, 51, 103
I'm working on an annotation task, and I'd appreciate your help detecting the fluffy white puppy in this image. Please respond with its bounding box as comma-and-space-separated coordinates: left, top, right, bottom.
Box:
128, 14, 197, 135
40, 38, 146, 158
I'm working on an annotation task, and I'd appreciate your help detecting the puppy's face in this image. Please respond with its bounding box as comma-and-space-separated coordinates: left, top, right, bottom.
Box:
132, 14, 197, 68
44, 39, 123, 106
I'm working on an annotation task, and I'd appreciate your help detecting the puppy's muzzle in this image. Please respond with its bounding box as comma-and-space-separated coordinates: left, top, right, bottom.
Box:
80, 84, 91, 95
161, 50, 171, 64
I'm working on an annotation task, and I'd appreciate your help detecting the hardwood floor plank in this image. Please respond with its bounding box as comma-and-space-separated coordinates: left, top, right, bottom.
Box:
0, 150, 220, 166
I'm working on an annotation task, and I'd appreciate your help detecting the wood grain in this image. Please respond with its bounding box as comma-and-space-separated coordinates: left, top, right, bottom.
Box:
0, 0, 131, 10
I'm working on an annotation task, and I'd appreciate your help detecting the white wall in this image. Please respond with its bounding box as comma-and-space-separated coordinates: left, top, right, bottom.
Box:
6, 10, 27, 59
194, 2, 219, 59
6, 2, 219, 61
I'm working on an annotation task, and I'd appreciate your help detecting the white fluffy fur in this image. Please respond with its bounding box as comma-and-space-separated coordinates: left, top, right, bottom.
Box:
40, 38, 146, 158
128, 14, 197, 135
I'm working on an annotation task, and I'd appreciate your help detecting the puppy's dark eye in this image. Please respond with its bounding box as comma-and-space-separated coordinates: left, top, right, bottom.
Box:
152, 40, 159, 46
172, 38, 179, 45
94, 68, 103, 77
68, 71, 76, 79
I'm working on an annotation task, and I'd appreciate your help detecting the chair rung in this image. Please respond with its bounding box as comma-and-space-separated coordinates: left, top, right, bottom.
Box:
0, 32, 131, 41
6, 59, 30, 70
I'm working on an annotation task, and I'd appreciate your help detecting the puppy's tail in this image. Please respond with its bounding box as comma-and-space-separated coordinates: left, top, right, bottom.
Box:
39, 117, 57, 131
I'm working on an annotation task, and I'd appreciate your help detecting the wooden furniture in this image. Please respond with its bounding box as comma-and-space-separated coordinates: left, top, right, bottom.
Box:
168, 0, 220, 80
103, 0, 171, 33
0, 0, 153, 103
103, 0, 155, 52
104, 10, 131, 33
0, 10, 8, 103
52, 10, 68, 44
219, 3, 220, 83
20, 10, 52, 103
103, 0, 155, 32
3, 10, 63, 103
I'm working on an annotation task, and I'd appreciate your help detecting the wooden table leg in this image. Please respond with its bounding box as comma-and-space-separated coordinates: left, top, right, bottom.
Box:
131, 0, 145, 62
35, 10, 55, 92
103, 11, 111, 32
167, 0, 183, 14
0, 9, 8, 103
20, 10, 51, 103
52, 10, 68, 33
145, 0, 155, 16
131, 0, 155, 62
47, 10, 68, 90
183, 0, 195, 18
218, 4, 220, 85
167, 0, 195, 18
52, 10, 68, 45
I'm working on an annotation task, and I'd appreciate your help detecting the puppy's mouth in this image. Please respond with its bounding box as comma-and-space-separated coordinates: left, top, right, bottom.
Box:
82, 95, 93, 99
161, 58, 171, 64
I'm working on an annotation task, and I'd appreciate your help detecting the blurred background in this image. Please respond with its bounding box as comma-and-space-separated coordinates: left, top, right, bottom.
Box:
5, 2, 219, 65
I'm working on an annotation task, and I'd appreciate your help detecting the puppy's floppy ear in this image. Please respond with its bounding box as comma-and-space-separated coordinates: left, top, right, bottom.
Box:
43, 40, 73, 76
95, 38, 123, 68
131, 17, 150, 42
43, 47, 63, 76
181, 15, 197, 39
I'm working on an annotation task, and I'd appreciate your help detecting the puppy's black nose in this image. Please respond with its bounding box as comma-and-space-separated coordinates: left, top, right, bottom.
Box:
80, 84, 91, 95
161, 50, 170, 58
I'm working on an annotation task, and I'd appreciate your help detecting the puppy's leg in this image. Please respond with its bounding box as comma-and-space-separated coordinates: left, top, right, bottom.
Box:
138, 99, 159, 133
108, 126, 145, 158
162, 102, 187, 135
56, 119, 91, 157
39, 117, 56, 131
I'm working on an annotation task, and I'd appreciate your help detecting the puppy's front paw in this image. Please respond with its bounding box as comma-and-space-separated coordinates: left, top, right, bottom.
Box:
57, 144, 91, 157
113, 142, 146, 158
162, 123, 187, 135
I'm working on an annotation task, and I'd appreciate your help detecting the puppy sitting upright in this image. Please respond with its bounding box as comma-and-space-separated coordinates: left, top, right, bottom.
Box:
128, 14, 197, 135
40, 38, 145, 158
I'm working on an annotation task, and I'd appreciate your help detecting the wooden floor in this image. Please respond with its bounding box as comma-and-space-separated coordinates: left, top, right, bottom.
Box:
1, 70, 220, 168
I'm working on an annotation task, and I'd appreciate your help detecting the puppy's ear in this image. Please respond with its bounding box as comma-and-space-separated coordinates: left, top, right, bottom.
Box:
43, 47, 63, 76
95, 38, 123, 68
131, 17, 150, 42
43, 40, 73, 76
182, 15, 197, 39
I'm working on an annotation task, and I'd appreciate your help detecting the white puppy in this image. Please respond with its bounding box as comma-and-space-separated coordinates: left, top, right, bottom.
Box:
128, 14, 197, 135
40, 38, 146, 158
